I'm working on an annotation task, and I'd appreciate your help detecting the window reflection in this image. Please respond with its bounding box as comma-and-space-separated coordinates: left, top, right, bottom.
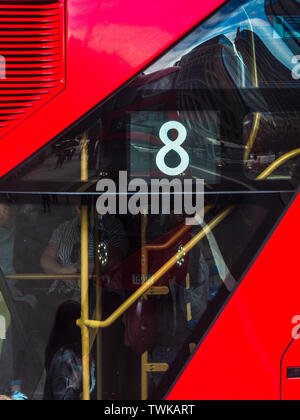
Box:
0, 189, 292, 399
0, 0, 299, 400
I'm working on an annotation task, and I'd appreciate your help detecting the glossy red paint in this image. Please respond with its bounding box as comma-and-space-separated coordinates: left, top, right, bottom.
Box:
281, 330, 300, 400
0, 0, 65, 140
168, 193, 300, 400
0, 0, 227, 179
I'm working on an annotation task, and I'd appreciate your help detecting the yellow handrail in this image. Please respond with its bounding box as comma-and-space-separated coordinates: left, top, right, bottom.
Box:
81, 204, 90, 400
5, 274, 89, 280
93, 207, 103, 401
77, 146, 300, 400
244, 112, 261, 163
77, 205, 234, 330
80, 133, 91, 401
256, 148, 300, 180
243, 25, 261, 163
146, 224, 192, 252
141, 212, 149, 401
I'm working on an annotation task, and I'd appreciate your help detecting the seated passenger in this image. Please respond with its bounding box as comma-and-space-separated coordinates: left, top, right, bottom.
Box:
0, 395, 12, 400
40, 206, 95, 301
40, 207, 129, 300
43, 301, 95, 400
40, 209, 129, 399
0, 203, 39, 400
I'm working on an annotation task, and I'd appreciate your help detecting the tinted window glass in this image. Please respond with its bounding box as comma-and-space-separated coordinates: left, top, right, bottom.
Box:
0, 0, 299, 401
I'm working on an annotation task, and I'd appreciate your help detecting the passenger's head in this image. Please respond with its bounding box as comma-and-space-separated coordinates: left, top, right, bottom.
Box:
0, 204, 16, 228
0, 395, 12, 400
45, 301, 82, 371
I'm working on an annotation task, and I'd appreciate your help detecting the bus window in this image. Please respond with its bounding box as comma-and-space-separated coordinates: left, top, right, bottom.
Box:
0, 0, 299, 400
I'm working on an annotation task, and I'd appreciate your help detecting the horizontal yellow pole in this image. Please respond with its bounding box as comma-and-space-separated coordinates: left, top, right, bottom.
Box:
144, 363, 169, 373
256, 148, 300, 180
146, 224, 192, 252
80, 145, 300, 332
146, 286, 169, 296
146, 205, 213, 252
5, 274, 86, 280
79, 205, 234, 330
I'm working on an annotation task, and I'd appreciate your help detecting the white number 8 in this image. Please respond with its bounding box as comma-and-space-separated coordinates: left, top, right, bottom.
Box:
156, 121, 190, 176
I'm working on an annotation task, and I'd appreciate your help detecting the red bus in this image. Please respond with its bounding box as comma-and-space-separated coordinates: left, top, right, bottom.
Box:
0, 0, 299, 401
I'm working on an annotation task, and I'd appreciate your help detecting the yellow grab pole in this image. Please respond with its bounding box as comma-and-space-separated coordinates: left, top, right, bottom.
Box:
141, 352, 149, 401
5, 274, 92, 280
81, 205, 90, 401
95, 280, 102, 400
243, 26, 260, 163
80, 133, 91, 401
250, 27, 259, 88
95, 212, 103, 401
141, 211, 148, 285
141, 212, 149, 400
244, 112, 261, 163
81, 133, 89, 182
146, 224, 192, 251
186, 273, 192, 322
82, 206, 235, 330
256, 148, 300, 180
75, 146, 300, 401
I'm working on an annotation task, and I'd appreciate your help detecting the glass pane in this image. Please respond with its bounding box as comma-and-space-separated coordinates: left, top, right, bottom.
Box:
0, 0, 299, 401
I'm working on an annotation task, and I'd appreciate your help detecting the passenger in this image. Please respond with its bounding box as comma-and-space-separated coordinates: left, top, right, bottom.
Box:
40, 207, 128, 301
40, 209, 129, 399
40, 206, 94, 302
43, 301, 95, 400
0, 395, 12, 400
0, 203, 41, 400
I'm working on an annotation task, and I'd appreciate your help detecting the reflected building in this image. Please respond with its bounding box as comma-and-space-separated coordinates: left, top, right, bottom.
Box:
265, 0, 300, 55
234, 29, 293, 87
174, 26, 300, 177
175, 35, 248, 177
235, 29, 300, 164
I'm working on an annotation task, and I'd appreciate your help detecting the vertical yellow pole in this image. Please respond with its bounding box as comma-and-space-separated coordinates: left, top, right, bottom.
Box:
94, 209, 102, 401
141, 352, 148, 400
141, 211, 148, 401
141, 212, 148, 285
186, 273, 192, 322
96, 290, 102, 400
244, 26, 260, 163
81, 133, 89, 183
81, 133, 91, 401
